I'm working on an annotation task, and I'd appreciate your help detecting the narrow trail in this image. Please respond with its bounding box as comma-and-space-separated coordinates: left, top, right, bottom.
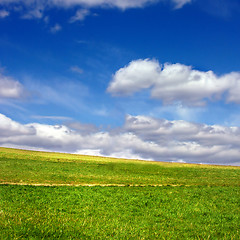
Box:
0, 182, 188, 187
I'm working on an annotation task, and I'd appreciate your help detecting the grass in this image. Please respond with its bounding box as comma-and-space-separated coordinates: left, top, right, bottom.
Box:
0, 147, 240, 239
1, 185, 239, 239
0, 147, 239, 186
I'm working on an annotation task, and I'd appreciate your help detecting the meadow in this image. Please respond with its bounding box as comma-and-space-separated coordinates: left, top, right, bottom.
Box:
0, 147, 239, 239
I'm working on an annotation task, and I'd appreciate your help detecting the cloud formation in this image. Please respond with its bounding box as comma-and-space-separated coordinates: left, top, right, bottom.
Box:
69, 9, 90, 22
0, 9, 9, 18
0, 73, 27, 99
50, 0, 158, 9
1, 113, 240, 166
107, 59, 240, 106
172, 0, 191, 9
0, 0, 191, 20
50, 23, 62, 33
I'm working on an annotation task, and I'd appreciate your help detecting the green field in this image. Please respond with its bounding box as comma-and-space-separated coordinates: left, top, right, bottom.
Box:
0, 147, 240, 239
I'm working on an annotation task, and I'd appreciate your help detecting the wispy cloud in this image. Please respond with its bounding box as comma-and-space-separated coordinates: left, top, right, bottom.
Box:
25, 78, 90, 112
92, 107, 109, 117
172, 0, 191, 9
49, 0, 191, 9
70, 66, 84, 74
50, 23, 62, 33
70, 9, 90, 22
0, 9, 9, 18
196, 0, 240, 18
108, 59, 240, 106
21, 7, 43, 19
0, 0, 191, 20
31, 115, 73, 121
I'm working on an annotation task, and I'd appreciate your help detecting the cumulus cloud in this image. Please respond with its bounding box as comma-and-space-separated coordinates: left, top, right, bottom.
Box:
0, 114, 35, 137
0, 73, 27, 99
1, 113, 240, 166
0, 0, 191, 20
107, 59, 240, 106
67, 121, 99, 135
108, 59, 160, 96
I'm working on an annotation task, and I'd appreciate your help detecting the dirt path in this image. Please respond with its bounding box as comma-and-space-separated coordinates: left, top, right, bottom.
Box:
0, 182, 187, 187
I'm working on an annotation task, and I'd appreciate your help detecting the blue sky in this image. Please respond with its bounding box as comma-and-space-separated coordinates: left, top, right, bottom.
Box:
1, 0, 240, 165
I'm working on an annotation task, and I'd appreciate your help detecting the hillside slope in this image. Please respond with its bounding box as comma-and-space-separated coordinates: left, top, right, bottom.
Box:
0, 147, 239, 186
0, 147, 240, 239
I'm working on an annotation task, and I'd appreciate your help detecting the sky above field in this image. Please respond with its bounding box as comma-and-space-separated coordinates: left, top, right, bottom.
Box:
1, 0, 240, 166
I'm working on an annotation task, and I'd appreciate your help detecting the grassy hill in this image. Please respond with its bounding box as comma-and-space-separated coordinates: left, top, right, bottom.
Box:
0, 147, 239, 239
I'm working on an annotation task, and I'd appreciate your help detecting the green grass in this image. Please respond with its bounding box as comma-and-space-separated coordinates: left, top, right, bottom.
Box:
1, 185, 239, 239
0, 147, 239, 186
0, 147, 240, 239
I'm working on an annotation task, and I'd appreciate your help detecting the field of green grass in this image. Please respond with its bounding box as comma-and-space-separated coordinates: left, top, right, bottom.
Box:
0, 147, 240, 239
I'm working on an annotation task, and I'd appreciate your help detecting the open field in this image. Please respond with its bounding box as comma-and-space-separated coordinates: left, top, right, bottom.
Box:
1, 185, 239, 239
0, 147, 240, 239
0, 147, 239, 187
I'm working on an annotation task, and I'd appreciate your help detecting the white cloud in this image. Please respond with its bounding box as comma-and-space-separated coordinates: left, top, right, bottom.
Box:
70, 9, 90, 22
67, 121, 99, 135
50, 0, 192, 9
0, 73, 27, 99
50, 0, 158, 9
0, 113, 240, 166
0, 0, 191, 20
0, 114, 35, 137
224, 72, 240, 103
108, 59, 160, 96
50, 23, 62, 33
0, 9, 9, 18
172, 0, 191, 9
107, 59, 240, 106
